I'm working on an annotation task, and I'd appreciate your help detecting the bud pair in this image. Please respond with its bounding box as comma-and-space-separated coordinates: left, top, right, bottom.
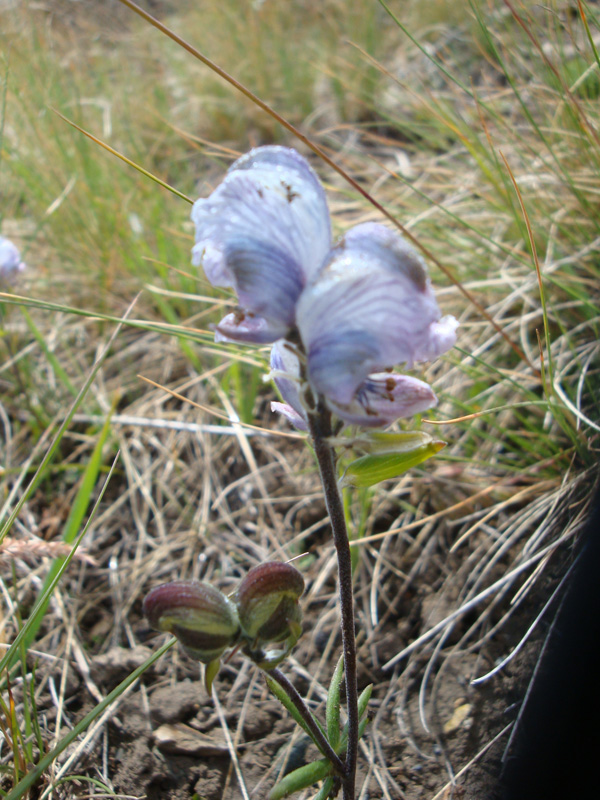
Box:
143, 561, 305, 688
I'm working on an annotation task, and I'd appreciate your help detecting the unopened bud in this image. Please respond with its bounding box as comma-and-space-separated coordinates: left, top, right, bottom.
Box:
235, 562, 304, 645
143, 580, 240, 663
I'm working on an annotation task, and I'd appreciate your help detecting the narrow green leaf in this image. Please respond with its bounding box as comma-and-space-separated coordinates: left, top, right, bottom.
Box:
351, 430, 439, 454
265, 675, 326, 750
357, 684, 373, 720
268, 758, 333, 800
340, 440, 446, 488
326, 656, 344, 750
4, 637, 176, 800
340, 685, 372, 747
313, 776, 335, 800
339, 714, 370, 753
20, 413, 114, 654
358, 715, 369, 741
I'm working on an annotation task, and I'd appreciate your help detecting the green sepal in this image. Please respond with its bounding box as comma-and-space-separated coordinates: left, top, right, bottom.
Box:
253, 618, 303, 670
204, 658, 221, 695
326, 656, 344, 750
350, 430, 439, 454
339, 435, 446, 488
264, 674, 327, 752
268, 758, 333, 800
313, 776, 335, 800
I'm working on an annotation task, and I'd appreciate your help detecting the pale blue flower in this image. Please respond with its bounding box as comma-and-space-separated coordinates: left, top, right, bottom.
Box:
192, 147, 331, 343
270, 341, 439, 429
192, 146, 457, 428
296, 223, 458, 408
0, 236, 25, 279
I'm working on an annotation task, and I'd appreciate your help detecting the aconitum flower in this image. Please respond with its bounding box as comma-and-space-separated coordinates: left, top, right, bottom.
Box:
0, 236, 26, 279
191, 147, 330, 343
192, 146, 457, 428
270, 340, 439, 429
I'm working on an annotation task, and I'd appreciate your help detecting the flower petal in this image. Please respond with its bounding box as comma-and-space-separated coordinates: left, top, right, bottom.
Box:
327, 372, 437, 427
296, 222, 457, 405
214, 311, 288, 344
270, 401, 308, 431
269, 340, 307, 427
192, 146, 331, 332
413, 315, 460, 361
0, 236, 25, 279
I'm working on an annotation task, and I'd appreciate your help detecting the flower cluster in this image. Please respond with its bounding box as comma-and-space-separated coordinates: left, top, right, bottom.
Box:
191, 147, 457, 429
0, 236, 26, 280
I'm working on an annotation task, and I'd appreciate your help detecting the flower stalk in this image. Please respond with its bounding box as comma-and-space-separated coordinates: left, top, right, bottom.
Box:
267, 667, 345, 776
308, 399, 358, 800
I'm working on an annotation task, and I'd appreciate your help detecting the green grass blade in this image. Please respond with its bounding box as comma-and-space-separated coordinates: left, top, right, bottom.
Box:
0, 453, 120, 678
18, 305, 78, 396
52, 109, 193, 205
19, 412, 114, 654
0, 292, 213, 347
3, 637, 176, 800
0, 296, 138, 545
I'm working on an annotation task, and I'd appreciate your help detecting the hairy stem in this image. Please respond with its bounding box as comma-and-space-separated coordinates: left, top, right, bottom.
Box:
308, 399, 358, 800
267, 668, 345, 775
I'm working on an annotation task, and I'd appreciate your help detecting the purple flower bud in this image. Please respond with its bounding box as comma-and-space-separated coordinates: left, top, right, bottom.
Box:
327, 372, 438, 427
143, 581, 240, 663
235, 562, 304, 645
269, 341, 308, 431
0, 236, 26, 279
